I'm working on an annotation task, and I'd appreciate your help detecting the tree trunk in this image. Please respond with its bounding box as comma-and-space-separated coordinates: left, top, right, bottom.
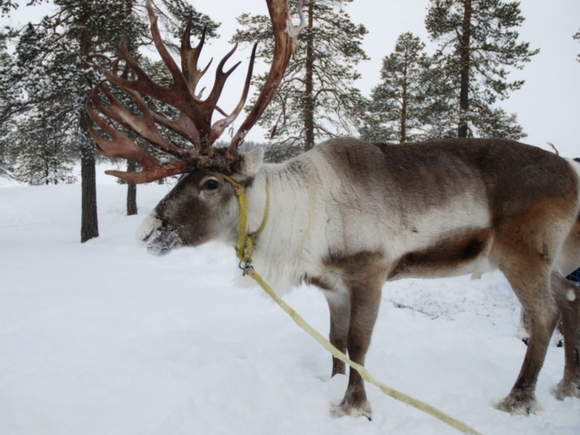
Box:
126, 160, 137, 216
80, 110, 99, 243
458, 0, 472, 138
79, 18, 99, 242
303, 1, 315, 151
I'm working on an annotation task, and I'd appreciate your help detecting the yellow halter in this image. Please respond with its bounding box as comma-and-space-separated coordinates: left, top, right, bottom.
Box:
222, 175, 270, 274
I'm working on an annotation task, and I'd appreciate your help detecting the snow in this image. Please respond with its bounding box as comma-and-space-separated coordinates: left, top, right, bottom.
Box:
1, 177, 580, 435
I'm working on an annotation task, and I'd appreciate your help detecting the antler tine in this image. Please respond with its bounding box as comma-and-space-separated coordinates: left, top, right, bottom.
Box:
209, 43, 258, 144
107, 55, 204, 147
143, 0, 197, 100
86, 85, 206, 184
181, 22, 213, 96
86, 90, 190, 184
111, 37, 186, 115
86, 90, 160, 171
205, 44, 242, 109
92, 82, 191, 159
143, 0, 241, 145
228, 0, 306, 153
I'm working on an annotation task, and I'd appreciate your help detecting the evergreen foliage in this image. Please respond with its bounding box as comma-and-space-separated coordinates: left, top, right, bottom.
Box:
232, 0, 368, 159
11, 115, 76, 185
361, 32, 455, 143
425, 0, 537, 139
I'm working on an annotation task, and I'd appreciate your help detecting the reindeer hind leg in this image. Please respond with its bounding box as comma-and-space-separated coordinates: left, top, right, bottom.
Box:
551, 272, 580, 400
495, 250, 560, 414
497, 291, 559, 413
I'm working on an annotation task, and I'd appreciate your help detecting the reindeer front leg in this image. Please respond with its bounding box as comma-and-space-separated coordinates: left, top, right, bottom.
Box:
330, 280, 382, 420
324, 289, 350, 377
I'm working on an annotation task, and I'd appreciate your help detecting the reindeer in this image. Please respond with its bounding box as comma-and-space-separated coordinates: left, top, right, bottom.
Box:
86, 0, 580, 420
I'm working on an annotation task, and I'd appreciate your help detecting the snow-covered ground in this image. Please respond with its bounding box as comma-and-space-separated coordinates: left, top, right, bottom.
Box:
1, 177, 579, 435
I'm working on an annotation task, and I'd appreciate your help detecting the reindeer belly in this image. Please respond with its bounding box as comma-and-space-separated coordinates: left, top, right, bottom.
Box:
387, 227, 494, 280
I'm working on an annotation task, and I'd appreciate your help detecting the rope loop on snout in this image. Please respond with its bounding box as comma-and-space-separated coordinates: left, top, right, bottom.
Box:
222, 175, 481, 435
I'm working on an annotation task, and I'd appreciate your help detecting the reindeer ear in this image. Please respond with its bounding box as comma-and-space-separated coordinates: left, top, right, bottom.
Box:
239, 147, 264, 178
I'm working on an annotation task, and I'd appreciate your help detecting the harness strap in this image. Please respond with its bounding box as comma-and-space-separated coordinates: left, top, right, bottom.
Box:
222, 175, 270, 269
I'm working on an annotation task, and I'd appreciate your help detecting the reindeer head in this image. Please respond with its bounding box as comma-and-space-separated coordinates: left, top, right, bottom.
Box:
137, 147, 265, 255
86, 0, 304, 254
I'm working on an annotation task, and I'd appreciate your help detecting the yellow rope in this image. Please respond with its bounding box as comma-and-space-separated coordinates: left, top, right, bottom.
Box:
223, 174, 269, 265
223, 176, 481, 435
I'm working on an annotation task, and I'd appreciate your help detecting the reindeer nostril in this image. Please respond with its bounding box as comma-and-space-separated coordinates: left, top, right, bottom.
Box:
141, 230, 153, 243
136, 214, 164, 245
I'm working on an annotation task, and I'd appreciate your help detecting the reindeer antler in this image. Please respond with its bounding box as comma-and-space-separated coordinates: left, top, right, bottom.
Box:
86, 0, 304, 183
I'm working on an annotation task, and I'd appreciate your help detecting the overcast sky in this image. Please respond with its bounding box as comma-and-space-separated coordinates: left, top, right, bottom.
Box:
5, 0, 580, 158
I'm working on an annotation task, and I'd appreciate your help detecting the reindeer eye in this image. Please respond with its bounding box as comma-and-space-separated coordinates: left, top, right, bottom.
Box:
203, 179, 220, 191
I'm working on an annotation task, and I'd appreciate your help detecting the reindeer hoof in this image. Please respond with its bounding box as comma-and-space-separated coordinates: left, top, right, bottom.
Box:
553, 380, 580, 400
330, 401, 372, 421
495, 393, 538, 415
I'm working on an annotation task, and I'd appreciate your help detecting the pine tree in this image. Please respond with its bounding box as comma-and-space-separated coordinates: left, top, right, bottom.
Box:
361, 32, 455, 143
425, 0, 538, 139
232, 0, 368, 158
12, 114, 76, 185
9, 2, 137, 240
0, 0, 39, 177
